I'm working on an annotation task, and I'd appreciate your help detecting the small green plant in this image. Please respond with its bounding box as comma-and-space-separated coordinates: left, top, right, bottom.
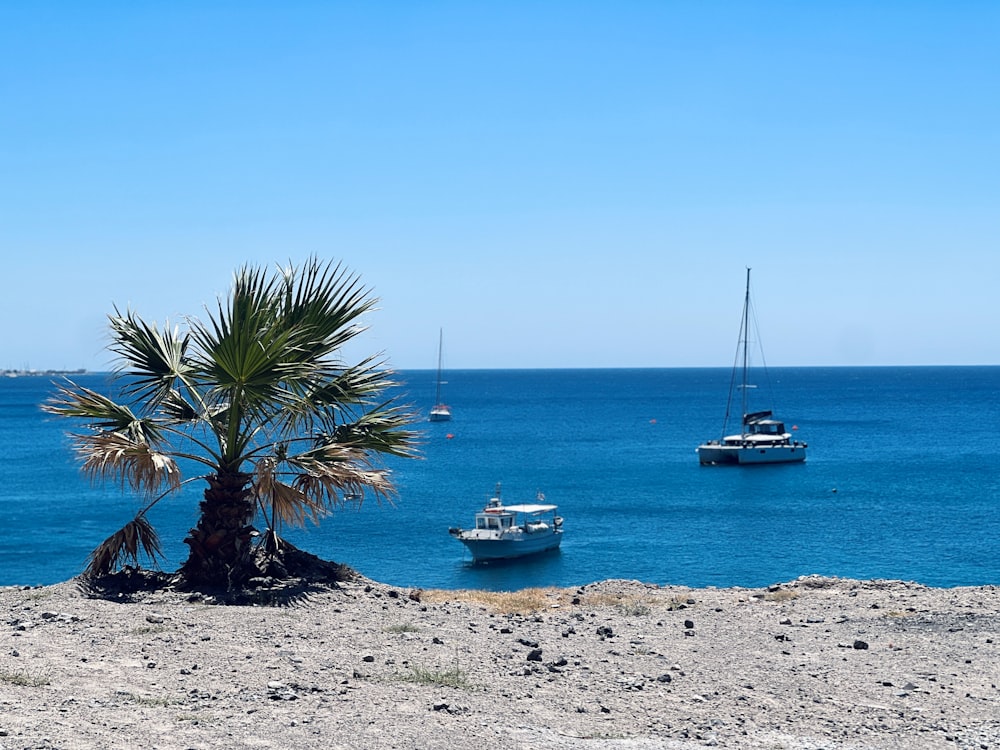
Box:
384, 622, 421, 633
118, 691, 184, 707
399, 658, 471, 689
617, 600, 652, 617
0, 669, 50, 687
763, 589, 799, 602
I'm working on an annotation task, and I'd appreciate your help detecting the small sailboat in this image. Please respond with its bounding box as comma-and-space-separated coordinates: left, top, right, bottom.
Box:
429, 328, 452, 422
697, 268, 807, 465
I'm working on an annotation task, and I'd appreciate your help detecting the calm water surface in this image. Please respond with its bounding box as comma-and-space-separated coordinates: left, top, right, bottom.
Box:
2, 367, 998, 590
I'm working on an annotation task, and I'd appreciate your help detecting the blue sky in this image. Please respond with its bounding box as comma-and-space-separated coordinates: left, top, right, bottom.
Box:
2, 2, 997, 371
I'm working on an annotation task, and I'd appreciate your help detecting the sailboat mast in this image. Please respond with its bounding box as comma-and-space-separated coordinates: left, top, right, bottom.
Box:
435, 328, 444, 403
740, 267, 751, 424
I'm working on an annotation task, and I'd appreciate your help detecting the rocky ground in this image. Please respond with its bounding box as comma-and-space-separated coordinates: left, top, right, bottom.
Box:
1, 574, 998, 749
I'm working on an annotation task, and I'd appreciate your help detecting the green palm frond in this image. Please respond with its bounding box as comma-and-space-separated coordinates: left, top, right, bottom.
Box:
108, 307, 191, 404
188, 269, 306, 426
330, 404, 421, 458
74, 432, 181, 495
279, 260, 375, 362
274, 357, 392, 434
159, 388, 199, 422
44, 384, 143, 433
84, 515, 163, 579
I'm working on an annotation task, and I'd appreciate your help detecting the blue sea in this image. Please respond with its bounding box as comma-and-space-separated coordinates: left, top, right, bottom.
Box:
2, 367, 998, 591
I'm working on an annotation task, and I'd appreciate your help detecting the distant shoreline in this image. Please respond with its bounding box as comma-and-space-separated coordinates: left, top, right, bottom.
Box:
1, 368, 87, 378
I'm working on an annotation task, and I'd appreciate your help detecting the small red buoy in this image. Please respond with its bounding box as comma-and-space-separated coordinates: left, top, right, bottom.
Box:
446, 433, 454, 439
649, 418, 657, 424
792, 425, 798, 430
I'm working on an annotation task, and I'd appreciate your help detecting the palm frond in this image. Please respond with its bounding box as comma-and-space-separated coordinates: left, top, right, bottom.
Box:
294, 464, 396, 506
74, 432, 182, 494
44, 383, 143, 432
279, 259, 376, 363
328, 403, 421, 458
264, 479, 329, 528
107, 307, 191, 404
187, 268, 306, 422
288, 445, 397, 503
84, 515, 163, 579
273, 358, 389, 434
159, 388, 200, 422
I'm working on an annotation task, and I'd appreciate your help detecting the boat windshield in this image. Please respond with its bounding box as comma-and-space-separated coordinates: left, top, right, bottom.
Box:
749, 421, 785, 435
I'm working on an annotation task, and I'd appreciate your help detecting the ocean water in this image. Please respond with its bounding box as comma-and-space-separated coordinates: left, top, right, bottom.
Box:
2, 367, 998, 591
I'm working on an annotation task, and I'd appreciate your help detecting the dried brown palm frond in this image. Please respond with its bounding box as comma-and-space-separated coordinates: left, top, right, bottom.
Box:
73, 432, 181, 494
290, 451, 396, 506
262, 480, 329, 528
84, 516, 163, 579
254, 457, 327, 527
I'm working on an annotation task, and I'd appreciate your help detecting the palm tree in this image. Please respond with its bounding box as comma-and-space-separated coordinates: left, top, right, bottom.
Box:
44, 257, 418, 589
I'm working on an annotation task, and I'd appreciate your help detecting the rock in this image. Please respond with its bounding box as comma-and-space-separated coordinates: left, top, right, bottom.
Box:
853, 640, 869, 650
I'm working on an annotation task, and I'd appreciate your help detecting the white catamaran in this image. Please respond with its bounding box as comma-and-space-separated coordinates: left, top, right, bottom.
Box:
697, 268, 807, 465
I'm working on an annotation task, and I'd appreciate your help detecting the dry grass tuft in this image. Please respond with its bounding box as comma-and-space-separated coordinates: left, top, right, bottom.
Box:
421, 586, 662, 616
0, 669, 50, 687
763, 589, 800, 602
577, 591, 658, 614
421, 587, 571, 614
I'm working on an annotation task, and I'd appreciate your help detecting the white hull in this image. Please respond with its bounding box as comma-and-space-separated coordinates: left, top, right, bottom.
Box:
456, 530, 562, 561
429, 406, 452, 422
697, 442, 806, 465
450, 487, 563, 562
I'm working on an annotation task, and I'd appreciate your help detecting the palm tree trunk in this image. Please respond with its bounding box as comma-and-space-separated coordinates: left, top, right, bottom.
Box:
180, 471, 258, 587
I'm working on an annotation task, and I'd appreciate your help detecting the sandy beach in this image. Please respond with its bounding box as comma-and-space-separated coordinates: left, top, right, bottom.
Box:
1, 574, 997, 749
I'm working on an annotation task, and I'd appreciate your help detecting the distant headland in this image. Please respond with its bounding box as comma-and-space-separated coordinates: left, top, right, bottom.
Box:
1, 368, 87, 377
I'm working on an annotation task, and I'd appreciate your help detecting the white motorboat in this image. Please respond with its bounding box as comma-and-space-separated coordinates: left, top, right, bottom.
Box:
449, 484, 563, 562
697, 268, 807, 465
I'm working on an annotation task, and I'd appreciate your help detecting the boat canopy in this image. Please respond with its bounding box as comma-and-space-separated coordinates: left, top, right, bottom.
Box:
488, 504, 558, 515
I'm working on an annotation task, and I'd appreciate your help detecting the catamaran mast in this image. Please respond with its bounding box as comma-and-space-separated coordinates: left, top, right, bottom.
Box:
740, 267, 751, 424
435, 328, 444, 403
